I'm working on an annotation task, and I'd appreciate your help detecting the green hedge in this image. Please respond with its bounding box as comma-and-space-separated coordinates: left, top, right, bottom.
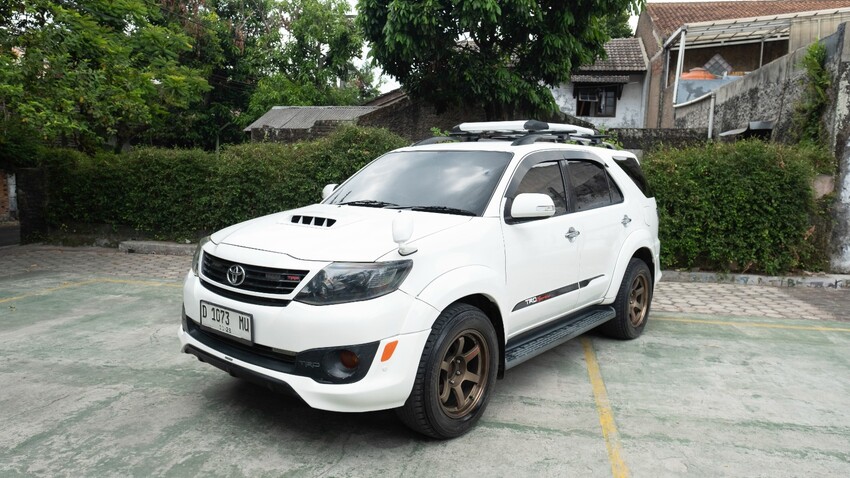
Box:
643, 140, 830, 274
44, 126, 408, 239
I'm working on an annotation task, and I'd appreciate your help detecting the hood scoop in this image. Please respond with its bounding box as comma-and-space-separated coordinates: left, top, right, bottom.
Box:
290, 215, 337, 228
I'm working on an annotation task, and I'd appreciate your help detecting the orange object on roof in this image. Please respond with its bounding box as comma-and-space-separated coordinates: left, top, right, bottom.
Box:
680, 67, 717, 80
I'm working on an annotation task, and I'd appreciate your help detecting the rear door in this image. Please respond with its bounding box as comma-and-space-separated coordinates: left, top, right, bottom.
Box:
563, 158, 632, 306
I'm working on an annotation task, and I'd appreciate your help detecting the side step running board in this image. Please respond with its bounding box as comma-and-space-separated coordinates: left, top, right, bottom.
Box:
505, 306, 616, 370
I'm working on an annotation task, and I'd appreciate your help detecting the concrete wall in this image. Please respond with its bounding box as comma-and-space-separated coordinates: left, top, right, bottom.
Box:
671, 38, 817, 139
829, 24, 850, 272
552, 73, 647, 128
610, 127, 708, 151
674, 23, 850, 272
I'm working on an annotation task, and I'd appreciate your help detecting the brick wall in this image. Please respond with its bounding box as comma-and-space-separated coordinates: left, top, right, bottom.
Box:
357, 98, 488, 142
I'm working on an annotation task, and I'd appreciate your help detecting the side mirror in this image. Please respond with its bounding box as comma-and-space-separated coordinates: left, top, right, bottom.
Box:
322, 184, 338, 200
511, 193, 556, 219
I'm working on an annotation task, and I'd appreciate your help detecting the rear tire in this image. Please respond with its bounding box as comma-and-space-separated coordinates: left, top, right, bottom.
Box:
396, 303, 498, 439
602, 258, 653, 340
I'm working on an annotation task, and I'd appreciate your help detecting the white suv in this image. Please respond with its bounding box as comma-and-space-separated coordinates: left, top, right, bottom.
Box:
179, 120, 660, 438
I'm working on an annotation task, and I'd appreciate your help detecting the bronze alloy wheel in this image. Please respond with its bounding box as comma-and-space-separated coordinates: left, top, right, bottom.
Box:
628, 274, 649, 327
438, 329, 490, 418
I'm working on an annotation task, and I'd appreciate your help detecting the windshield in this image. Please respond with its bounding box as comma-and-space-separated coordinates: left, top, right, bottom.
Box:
325, 150, 513, 216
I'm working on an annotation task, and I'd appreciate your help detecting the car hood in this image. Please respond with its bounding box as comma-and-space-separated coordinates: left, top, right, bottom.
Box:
211, 204, 472, 262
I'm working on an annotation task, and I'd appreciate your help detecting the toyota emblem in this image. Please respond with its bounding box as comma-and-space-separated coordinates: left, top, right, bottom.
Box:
227, 264, 246, 286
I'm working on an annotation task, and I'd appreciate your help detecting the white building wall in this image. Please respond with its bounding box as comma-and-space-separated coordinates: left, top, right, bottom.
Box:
552, 73, 646, 129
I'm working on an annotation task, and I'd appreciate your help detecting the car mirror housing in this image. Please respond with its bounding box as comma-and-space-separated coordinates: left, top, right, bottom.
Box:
322, 184, 338, 200
511, 193, 556, 219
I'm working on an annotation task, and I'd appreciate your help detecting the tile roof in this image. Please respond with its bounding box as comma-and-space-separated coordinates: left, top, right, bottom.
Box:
243, 106, 379, 131
647, 0, 850, 37
577, 38, 648, 72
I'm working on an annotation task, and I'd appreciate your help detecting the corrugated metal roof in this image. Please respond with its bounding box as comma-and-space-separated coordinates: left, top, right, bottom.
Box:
243, 106, 379, 132
663, 6, 850, 48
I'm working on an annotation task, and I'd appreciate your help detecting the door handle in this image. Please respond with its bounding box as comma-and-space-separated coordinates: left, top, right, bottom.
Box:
565, 227, 580, 242
621, 215, 632, 227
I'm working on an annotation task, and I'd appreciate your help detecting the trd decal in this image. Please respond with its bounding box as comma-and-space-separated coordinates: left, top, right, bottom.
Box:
512, 275, 605, 312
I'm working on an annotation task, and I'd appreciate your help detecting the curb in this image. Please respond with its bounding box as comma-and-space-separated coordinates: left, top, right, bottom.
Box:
119, 241, 195, 256
660, 270, 850, 289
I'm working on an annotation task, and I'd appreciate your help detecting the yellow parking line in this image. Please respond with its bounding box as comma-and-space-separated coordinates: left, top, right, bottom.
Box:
581, 337, 630, 478
654, 316, 850, 333
0, 278, 181, 304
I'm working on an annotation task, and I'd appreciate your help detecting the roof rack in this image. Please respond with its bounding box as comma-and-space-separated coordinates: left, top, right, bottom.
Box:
412, 120, 617, 149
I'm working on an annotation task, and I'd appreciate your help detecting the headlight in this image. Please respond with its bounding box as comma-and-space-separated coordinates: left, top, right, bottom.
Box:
191, 236, 212, 275
295, 261, 413, 305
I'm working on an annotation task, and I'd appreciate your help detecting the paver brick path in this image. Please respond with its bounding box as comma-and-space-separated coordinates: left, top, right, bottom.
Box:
2, 245, 848, 321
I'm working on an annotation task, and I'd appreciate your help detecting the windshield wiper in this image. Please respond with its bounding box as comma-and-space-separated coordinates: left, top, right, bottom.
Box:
392, 205, 477, 216
339, 200, 399, 208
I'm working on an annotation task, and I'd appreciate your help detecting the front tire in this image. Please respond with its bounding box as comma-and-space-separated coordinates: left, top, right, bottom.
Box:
602, 258, 653, 340
397, 303, 498, 439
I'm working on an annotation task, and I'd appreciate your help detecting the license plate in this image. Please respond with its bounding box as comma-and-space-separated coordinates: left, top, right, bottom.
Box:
199, 301, 253, 344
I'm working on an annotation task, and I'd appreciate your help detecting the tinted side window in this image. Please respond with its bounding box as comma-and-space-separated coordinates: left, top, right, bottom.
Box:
568, 161, 614, 211
614, 157, 650, 196
516, 161, 567, 216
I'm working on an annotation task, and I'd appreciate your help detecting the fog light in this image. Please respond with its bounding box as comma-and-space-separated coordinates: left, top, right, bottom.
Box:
339, 350, 360, 369
321, 349, 361, 380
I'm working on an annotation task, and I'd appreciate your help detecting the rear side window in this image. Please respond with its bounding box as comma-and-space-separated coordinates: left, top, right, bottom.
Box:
567, 160, 620, 211
614, 156, 650, 197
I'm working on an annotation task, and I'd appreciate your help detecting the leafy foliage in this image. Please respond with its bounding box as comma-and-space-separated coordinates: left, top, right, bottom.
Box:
43, 126, 407, 239
239, 0, 379, 126
358, 0, 642, 119
0, 0, 210, 154
793, 41, 830, 146
643, 141, 830, 274
0, 0, 379, 155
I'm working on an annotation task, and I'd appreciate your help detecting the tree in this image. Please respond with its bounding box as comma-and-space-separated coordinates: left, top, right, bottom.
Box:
603, 10, 634, 39
239, 0, 377, 126
147, 0, 379, 148
0, 0, 210, 153
358, 0, 642, 119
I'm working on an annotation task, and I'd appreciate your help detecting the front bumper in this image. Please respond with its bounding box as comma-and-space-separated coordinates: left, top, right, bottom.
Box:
180, 271, 437, 412
179, 323, 431, 412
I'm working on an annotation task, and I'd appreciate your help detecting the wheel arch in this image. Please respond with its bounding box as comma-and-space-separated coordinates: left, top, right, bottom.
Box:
414, 266, 508, 378
603, 231, 658, 302
455, 294, 506, 379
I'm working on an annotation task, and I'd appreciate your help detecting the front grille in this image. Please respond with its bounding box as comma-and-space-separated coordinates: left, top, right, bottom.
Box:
202, 252, 309, 295
200, 279, 292, 307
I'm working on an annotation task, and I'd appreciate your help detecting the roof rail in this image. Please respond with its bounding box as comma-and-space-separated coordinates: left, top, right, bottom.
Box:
413, 136, 461, 146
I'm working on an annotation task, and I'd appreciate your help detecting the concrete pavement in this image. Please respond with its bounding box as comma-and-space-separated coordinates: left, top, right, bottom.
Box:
1, 245, 849, 477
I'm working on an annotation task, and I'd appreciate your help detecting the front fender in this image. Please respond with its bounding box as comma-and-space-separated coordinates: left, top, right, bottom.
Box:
409, 265, 506, 331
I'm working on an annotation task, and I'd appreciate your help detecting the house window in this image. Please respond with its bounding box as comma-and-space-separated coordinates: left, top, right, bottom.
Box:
575, 86, 617, 117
